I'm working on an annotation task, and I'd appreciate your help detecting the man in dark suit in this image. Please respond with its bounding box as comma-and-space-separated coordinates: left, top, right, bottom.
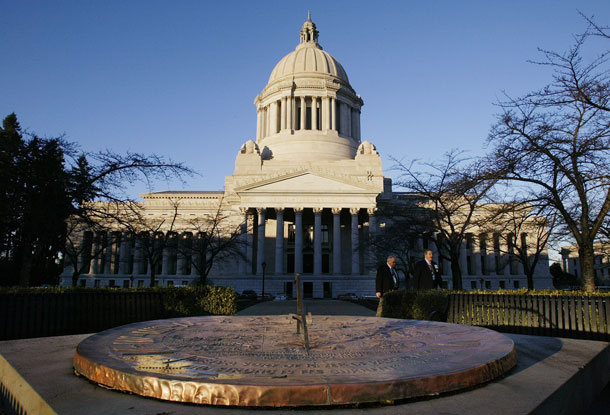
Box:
376, 256, 399, 317
413, 250, 442, 290
376, 256, 399, 298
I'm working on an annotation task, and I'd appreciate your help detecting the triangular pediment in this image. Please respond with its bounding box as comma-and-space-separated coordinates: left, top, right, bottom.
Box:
235, 170, 377, 194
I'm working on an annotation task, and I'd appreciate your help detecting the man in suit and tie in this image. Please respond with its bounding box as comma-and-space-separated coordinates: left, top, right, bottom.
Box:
376, 256, 399, 316
376, 256, 399, 298
413, 249, 442, 290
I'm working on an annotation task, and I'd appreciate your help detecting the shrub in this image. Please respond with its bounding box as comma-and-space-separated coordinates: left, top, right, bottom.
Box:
199, 285, 237, 315
380, 289, 449, 321
412, 290, 449, 321
159, 285, 237, 317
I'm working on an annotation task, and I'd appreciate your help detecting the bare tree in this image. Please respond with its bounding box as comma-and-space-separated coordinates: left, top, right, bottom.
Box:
63, 217, 109, 287
115, 199, 180, 287
368, 200, 430, 287
392, 150, 496, 290
482, 201, 557, 290
487, 19, 610, 292
179, 199, 248, 286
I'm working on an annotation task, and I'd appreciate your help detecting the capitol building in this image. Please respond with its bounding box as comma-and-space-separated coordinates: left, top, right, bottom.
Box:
61, 16, 553, 296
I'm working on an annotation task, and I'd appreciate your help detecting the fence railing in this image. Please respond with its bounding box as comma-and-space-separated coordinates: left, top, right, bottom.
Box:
447, 293, 610, 341
0, 292, 165, 341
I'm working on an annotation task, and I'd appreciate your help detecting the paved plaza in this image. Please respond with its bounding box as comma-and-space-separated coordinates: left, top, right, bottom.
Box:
1, 299, 610, 414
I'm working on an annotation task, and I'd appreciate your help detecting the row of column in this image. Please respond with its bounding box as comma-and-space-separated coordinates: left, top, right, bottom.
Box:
256, 96, 361, 140
243, 207, 376, 276
422, 232, 529, 276
76, 231, 203, 277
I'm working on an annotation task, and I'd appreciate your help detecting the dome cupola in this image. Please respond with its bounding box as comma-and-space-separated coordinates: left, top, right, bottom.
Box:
253, 15, 364, 162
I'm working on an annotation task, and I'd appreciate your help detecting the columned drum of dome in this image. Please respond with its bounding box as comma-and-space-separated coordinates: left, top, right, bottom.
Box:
254, 15, 363, 162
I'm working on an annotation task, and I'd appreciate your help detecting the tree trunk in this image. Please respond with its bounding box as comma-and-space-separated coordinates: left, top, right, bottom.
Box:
149, 259, 156, 287
450, 254, 462, 290
579, 243, 596, 292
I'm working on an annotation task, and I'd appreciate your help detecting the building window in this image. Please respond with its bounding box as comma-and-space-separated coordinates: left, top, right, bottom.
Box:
288, 224, 295, 242
499, 280, 506, 289
109, 280, 115, 287
138, 280, 144, 287
167, 280, 174, 287
513, 280, 520, 289
79, 279, 87, 287
470, 281, 477, 289
94, 279, 100, 288
123, 280, 130, 288
182, 281, 188, 286
321, 225, 329, 244
485, 280, 491, 290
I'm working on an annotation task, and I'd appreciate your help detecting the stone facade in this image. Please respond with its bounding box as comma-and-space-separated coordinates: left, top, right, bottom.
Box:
60, 16, 553, 295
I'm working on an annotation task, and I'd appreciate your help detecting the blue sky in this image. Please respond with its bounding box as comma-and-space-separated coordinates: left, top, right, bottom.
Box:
2, 1, 608, 196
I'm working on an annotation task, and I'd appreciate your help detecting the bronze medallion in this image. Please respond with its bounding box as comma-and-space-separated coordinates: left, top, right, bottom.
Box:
74, 316, 516, 406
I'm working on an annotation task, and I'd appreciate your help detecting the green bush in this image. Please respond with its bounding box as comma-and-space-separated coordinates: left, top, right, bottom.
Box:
412, 290, 449, 321
199, 285, 237, 316
160, 286, 237, 317
380, 289, 449, 321
379, 290, 406, 318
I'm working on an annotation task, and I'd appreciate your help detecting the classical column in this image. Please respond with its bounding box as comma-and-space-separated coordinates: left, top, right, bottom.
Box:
313, 208, 323, 275
311, 97, 318, 130
500, 234, 510, 275
332, 208, 342, 275
265, 107, 270, 137
345, 104, 352, 137
289, 96, 294, 130
133, 237, 142, 274
518, 234, 527, 275
300, 97, 306, 130
256, 208, 266, 275
350, 208, 360, 275
330, 98, 337, 131
275, 208, 284, 275
322, 97, 329, 130
294, 207, 303, 273
119, 235, 130, 274
176, 234, 185, 275
355, 109, 361, 141
239, 208, 248, 275
104, 232, 114, 274
471, 235, 482, 276
367, 208, 377, 272
271, 101, 278, 135
191, 235, 200, 277
161, 241, 169, 276
416, 236, 424, 255
459, 240, 468, 276
281, 97, 287, 131
488, 233, 497, 275
92, 234, 101, 274
256, 108, 262, 141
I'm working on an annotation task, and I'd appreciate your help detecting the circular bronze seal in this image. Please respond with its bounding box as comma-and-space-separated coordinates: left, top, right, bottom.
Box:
74, 316, 516, 406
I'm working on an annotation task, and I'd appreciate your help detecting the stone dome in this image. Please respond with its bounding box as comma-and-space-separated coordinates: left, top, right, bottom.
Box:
268, 44, 349, 84
267, 14, 349, 85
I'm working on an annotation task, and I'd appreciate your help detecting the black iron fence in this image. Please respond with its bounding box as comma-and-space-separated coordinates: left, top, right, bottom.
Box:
447, 293, 610, 341
0, 292, 165, 341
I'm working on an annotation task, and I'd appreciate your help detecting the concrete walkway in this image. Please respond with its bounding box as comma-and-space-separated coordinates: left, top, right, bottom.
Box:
237, 299, 376, 316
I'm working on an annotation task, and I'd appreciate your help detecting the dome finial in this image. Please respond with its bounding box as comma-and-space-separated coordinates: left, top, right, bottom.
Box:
300, 13, 319, 45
